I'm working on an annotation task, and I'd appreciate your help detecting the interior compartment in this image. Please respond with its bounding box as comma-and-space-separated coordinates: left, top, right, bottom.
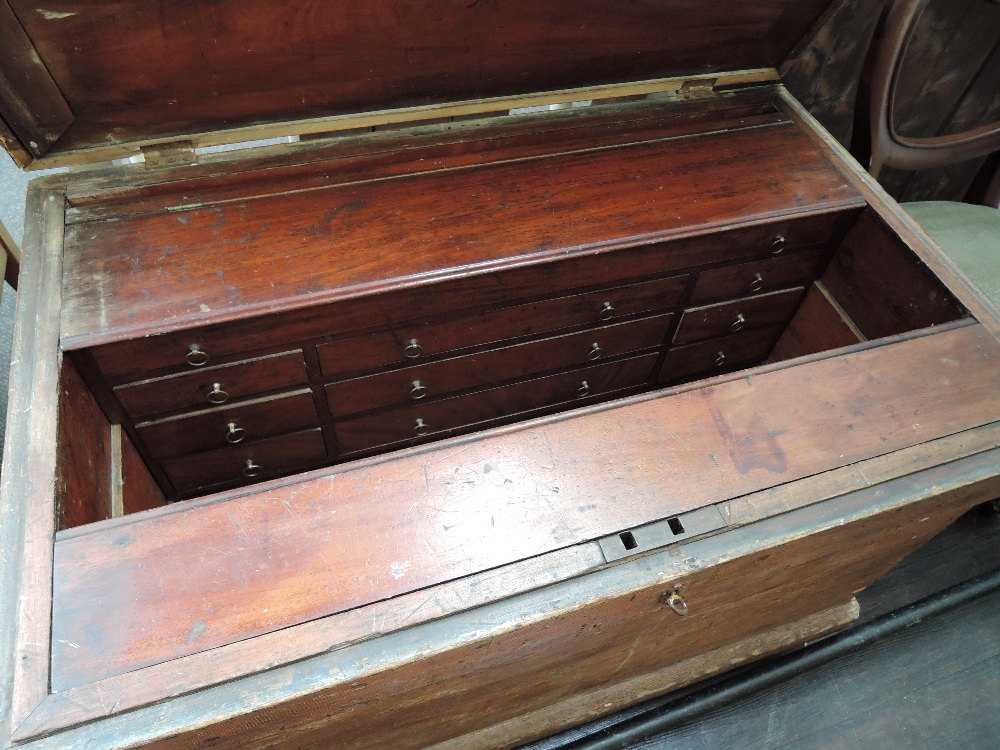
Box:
54, 203, 967, 530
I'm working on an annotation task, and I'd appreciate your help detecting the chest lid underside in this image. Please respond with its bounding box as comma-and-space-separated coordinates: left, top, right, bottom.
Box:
0, 0, 833, 168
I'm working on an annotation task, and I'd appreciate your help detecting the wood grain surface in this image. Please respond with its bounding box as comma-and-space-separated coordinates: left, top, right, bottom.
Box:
56, 358, 112, 529
20, 421, 999, 744
49, 323, 1000, 691
117, 428, 167, 515
44, 455, 996, 750
0, 0, 73, 159
0, 188, 64, 732
769, 282, 865, 361
5, 0, 829, 159
820, 209, 964, 338
62, 122, 862, 344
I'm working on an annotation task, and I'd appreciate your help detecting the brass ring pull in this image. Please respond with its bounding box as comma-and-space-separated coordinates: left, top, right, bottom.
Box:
771, 234, 786, 254
243, 459, 262, 478
588, 343, 603, 361
185, 344, 209, 367
749, 272, 764, 292
410, 380, 428, 400
715, 351, 727, 367
413, 418, 430, 436
598, 301, 615, 321
731, 313, 746, 332
403, 339, 424, 359
226, 422, 247, 444
206, 382, 229, 404
576, 380, 591, 397
665, 590, 689, 617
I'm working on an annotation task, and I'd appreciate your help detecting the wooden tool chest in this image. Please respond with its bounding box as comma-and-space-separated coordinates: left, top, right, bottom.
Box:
2, 2, 999, 749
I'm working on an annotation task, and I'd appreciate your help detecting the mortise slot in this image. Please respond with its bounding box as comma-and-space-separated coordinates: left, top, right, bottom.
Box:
619, 531, 638, 550
667, 516, 685, 535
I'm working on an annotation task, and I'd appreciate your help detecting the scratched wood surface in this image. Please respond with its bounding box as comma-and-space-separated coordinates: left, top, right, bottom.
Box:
61, 121, 861, 343
49, 323, 1000, 690
2, 0, 829, 163
45, 458, 995, 750
21, 421, 995, 743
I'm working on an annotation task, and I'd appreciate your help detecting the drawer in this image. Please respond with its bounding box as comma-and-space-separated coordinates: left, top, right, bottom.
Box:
673, 288, 804, 345
160, 428, 328, 493
317, 274, 687, 379
325, 314, 672, 418
115, 350, 309, 419
658, 326, 783, 384
114, 350, 309, 418
136, 389, 319, 460
85, 211, 854, 382
335, 353, 658, 454
688, 249, 825, 305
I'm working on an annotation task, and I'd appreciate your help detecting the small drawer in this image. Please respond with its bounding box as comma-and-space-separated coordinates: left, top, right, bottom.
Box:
115, 350, 309, 419
136, 389, 319, 459
335, 353, 659, 454
160, 428, 328, 493
318, 275, 687, 379
688, 250, 825, 305
658, 326, 783, 384
325, 314, 672, 418
673, 288, 804, 345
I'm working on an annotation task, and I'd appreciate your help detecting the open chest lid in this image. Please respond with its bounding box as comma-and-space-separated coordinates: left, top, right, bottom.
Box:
0, 0, 832, 169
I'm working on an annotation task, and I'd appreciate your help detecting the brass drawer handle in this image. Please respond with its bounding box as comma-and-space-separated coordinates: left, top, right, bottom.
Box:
403, 339, 424, 359
715, 351, 727, 367
749, 272, 764, 292
206, 382, 229, 404
771, 234, 786, 254
413, 418, 430, 436
226, 422, 247, 444
731, 313, 746, 332
661, 586, 689, 617
588, 342, 603, 361
598, 301, 615, 321
243, 459, 263, 478
185, 344, 209, 367
410, 380, 428, 400
576, 380, 591, 397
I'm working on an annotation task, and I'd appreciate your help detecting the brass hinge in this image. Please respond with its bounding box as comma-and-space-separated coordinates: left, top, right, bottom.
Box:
140, 140, 197, 170
675, 78, 719, 102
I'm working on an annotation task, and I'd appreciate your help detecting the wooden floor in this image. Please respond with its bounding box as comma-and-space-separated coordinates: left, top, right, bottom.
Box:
527, 504, 1000, 750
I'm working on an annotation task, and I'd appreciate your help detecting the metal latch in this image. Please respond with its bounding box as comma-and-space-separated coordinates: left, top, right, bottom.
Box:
597, 504, 727, 563
140, 140, 197, 170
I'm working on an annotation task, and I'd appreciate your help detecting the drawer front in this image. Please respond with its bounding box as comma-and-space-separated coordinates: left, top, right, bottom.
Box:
688, 249, 825, 305
86, 211, 853, 382
658, 326, 783, 384
318, 274, 687, 379
673, 288, 804, 345
160, 428, 327, 493
115, 350, 309, 419
325, 314, 672, 418
137, 389, 319, 460
335, 354, 658, 454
